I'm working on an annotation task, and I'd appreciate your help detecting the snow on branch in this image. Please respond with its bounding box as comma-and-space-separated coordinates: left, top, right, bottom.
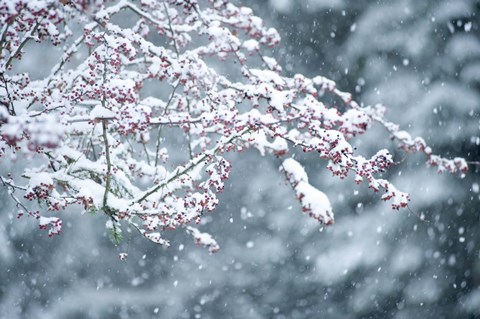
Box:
281, 158, 334, 225
0, 0, 471, 254
187, 226, 220, 254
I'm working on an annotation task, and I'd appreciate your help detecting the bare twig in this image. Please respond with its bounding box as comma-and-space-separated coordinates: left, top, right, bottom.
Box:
3, 21, 40, 70
102, 119, 113, 210
186, 99, 194, 159
0, 176, 30, 215
155, 81, 180, 166
162, 0, 179, 57
135, 128, 250, 203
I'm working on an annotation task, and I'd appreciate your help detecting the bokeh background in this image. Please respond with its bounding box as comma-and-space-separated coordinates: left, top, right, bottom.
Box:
1, 0, 479, 318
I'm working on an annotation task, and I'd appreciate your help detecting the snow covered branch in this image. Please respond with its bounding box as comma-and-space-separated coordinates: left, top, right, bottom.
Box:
0, 0, 471, 254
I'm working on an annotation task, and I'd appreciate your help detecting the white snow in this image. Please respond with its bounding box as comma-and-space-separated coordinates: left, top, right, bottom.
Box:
282, 158, 333, 224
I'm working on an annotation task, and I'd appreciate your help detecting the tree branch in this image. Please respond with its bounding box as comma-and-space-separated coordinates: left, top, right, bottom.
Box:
102, 120, 113, 212
135, 128, 250, 204
3, 21, 40, 70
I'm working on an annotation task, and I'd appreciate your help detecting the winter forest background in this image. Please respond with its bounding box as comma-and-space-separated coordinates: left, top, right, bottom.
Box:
1, 0, 479, 318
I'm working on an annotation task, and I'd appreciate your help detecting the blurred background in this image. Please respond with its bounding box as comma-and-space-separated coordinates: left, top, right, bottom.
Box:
1, 0, 479, 318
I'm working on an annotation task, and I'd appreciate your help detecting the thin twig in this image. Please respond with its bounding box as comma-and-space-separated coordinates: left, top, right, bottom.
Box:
1, 74, 15, 115
102, 119, 112, 210
27, 33, 90, 110
155, 81, 180, 166
186, 99, 194, 159
4, 21, 40, 70
100, 41, 113, 213
0, 21, 13, 57
162, 0, 179, 57
0, 176, 30, 215
136, 128, 251, 203
143, 143, 151, 165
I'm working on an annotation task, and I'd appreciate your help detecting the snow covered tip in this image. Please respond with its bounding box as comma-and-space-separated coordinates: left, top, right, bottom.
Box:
186, 226, 220, 254
39, 216, 62, 237
281, 158, 334, 225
